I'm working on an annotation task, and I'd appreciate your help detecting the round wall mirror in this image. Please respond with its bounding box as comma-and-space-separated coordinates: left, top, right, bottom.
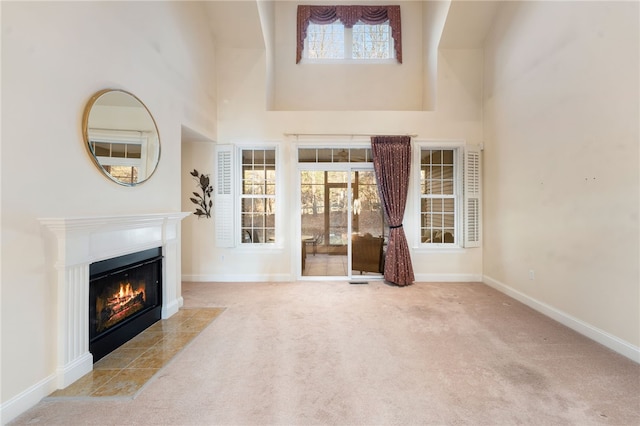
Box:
82, 89, 161, 186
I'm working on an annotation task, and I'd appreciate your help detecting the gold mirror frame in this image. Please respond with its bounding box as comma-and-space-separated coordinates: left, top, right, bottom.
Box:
82, 89, 161, 186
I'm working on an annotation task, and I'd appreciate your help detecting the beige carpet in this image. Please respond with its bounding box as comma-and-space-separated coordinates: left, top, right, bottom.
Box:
9, 281, 640, 425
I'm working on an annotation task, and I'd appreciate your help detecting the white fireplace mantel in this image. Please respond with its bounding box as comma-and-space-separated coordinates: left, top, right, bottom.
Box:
39, 212, 190, 389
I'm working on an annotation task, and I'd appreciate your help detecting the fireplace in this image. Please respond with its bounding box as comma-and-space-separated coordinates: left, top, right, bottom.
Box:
89, 247, 163, 362
40, 212, 189, 389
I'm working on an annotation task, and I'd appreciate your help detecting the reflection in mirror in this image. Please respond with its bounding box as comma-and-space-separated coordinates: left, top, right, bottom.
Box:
83, 89, 160, 186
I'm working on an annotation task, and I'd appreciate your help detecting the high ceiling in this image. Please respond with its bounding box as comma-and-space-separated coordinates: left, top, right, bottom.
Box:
203, 1, 265, 49
439, 1, 501, 49
202, 1, 501, 51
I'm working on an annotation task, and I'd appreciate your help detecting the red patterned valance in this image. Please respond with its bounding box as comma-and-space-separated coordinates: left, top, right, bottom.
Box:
296, 5, 402, 63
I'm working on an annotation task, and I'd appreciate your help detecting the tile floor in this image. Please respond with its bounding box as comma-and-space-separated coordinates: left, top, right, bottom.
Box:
48, 307, 224, 399
303, 253, 383, 278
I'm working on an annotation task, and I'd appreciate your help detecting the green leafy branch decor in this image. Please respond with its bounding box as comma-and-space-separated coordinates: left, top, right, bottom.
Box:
189, 169, 213, 218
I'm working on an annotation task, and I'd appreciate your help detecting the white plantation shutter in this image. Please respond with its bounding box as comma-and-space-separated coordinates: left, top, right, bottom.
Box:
215, 144, 235, 247
464, 145, 481, 247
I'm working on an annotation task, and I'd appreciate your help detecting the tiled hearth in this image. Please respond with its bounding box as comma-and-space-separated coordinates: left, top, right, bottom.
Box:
48, 308, 224, 398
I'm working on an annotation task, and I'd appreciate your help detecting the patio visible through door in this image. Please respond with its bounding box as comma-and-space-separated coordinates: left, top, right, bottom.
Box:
300, 165, 386, 279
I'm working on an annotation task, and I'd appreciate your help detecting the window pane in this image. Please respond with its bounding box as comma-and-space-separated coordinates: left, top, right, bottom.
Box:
352, 22, 391, 59
443, 214, 455, 227
93, 142, 110, 157
442, 150, 454, 165
298, 148, 373, 163
430, 180, 442, 194
299, 149, 317, 162
350, 148, 367, 162
266, 229, 275, 242
317, 149, 332, 162
420, 147, 457, 245
254, 150, 265, 165
443, 229, 455, 242
240, 149, 276, 244
254, 229, 265, 243
327, 171, 346, 183
104, 166, 137, 184
424, 214, 433, 227
265, 150, 276, 165
429, 150, 441, 165
111, 143, 126, 158
127, 144, 141, 159
265, 213, 275, 227
266, 184, 275, 195
242, 198, 253, 214
301, 177, 324, 215
421, 229, 434, 243
307, 23, 344, 59
242, 150, 253, 165
242, 173, 252, 194
443, 198, 454, 213
333, 149, 349, 162
442, 180, 454, 195
421, 198, 432, 212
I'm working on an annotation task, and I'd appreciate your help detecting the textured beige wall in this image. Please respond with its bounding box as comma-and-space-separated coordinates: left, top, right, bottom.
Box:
272, 1, 425, 111
196, 42, 485, 281
482, 1, 639, 347
1, 0, 216, 414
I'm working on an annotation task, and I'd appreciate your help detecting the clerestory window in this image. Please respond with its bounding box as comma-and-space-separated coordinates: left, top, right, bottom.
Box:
297, 5, 402, 63
304, 21, 393, 60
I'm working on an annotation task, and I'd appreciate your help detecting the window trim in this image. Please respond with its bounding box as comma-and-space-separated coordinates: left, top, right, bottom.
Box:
301, 21, 396, 63
236, 144, 281, 249
88, 129, 147, 172
296, 4, 402, 64
413, 141, 465, 251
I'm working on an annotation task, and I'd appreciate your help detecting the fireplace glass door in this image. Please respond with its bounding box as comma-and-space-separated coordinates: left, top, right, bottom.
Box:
89, 247, 162, 361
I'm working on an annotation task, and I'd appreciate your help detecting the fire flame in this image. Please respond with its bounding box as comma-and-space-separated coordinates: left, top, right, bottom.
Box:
96, 281, 147, 333
108, 282, 145, 307
118, 283, 133, 300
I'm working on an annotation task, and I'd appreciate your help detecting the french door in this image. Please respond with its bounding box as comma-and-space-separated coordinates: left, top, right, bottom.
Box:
299, 165, 386, 279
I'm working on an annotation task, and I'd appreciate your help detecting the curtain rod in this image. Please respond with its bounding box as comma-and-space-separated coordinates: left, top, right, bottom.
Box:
284, 132, 418, 138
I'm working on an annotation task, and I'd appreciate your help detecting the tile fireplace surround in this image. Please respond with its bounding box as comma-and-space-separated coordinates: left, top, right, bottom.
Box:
39, 212, 189, 391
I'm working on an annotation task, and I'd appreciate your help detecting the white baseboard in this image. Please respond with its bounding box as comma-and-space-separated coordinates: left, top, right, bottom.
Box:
162, 298, 181, 319
483, 275, 640, 363
182, 273, 294, 283
56, 352, 93, 388
0, 373, 57, 425
184, 273, 482, 283
1, 353, 94, 425
414, 273, 482, 282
